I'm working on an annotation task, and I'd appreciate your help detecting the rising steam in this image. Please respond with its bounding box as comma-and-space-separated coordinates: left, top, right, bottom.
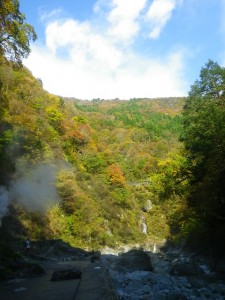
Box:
0, 163, 59, 224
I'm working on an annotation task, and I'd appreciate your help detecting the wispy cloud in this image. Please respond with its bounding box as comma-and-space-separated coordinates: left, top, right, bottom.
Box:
146, 0, 181, 39
39, 8, 63, 23
24, 0, 187, 99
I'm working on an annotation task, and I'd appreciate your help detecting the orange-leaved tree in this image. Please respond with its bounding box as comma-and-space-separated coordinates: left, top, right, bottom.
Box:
107, 163, 126, 186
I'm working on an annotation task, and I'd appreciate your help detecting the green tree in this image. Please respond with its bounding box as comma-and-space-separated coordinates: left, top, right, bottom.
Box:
188, 60, 225, 99
181, 60, 225, 247
0, 0, 37, 65
149, 152, 188, 202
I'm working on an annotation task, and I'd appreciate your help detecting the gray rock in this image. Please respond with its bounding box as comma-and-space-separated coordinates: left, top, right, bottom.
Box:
143, 200, 153, 212
117, 249, 153, 272
91, 250, 101, 262
103, 248, 225, 300
188, 275, 206, 288
154, 273, 173, 287
170, 262, 204, 276
166, 292, 188, 300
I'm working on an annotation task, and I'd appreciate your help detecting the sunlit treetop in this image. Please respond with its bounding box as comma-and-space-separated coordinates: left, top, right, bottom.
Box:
0, 0, 37, 65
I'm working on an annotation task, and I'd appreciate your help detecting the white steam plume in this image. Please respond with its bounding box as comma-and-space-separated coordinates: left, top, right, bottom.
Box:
11, 164, 58, 212
0, 163, 59, 224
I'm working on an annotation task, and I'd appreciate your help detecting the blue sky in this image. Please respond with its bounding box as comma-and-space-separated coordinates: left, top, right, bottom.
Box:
20, 0, 225, 100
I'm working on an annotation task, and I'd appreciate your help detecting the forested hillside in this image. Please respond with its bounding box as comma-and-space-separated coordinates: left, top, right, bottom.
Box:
1, 0, 225, 255
0, 53, 186, 248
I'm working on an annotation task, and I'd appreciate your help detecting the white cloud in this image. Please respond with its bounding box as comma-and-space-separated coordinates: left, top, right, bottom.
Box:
26, 43, 187, 99
146, 0, 180, 39
106, 0, 147, 44
45, 19, 123, 70
24, 0, 188, 100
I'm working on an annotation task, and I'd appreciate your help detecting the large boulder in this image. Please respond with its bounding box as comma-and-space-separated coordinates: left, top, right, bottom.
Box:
170, 261, 204, 276
114, 249, 153, 272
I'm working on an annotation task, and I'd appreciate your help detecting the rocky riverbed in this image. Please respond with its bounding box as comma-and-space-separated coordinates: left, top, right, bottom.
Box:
101, 246, 225, 300
1, 240, 225, 299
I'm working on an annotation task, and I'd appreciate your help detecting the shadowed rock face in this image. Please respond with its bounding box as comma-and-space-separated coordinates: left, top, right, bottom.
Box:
22, 239, 89, 261
170, 261, 204, 276
112, 249, 153, 272
10, 239, 90, 262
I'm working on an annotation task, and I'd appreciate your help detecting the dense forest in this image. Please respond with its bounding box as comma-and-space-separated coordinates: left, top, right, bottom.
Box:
0, 0, 225, 256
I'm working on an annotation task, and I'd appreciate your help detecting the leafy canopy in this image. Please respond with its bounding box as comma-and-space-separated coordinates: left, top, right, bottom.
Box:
0, 0, 37, 65
181, 60, 225, 244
